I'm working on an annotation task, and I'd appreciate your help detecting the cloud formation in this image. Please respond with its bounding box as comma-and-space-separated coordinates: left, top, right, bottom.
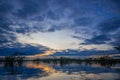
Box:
0, 0, 120, 56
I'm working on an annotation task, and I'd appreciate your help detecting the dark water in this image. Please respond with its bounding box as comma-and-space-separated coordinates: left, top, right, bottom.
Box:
0, 61, 120, 80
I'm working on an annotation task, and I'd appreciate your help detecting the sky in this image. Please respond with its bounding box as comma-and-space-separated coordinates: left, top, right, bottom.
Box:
0, 0, 120, 56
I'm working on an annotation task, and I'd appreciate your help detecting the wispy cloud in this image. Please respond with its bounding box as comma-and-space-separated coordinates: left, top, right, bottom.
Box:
0, 0, 120, 56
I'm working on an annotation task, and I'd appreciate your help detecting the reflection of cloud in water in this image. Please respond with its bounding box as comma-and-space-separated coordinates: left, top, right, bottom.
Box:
0, 62, 49, 80
79, 72, 120, 80
0, 62, 120, 80
25, 62, 120, 80
27, 71, 120, 80
26, 62, 56, 73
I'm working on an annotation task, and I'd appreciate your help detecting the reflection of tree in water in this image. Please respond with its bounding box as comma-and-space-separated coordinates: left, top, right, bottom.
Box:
1, 61, 50, 80
0, 55, 119, 80
85, 61, 116, 68
3, 55, 25, 75
34, 57, 83, 66
34, 57, 119, 68
0, 58, 120, 80
85, 56, 119, 68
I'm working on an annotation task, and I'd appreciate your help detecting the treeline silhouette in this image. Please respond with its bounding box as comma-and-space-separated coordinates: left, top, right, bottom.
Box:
33, 56, 120, 67
33, 57, 82, 66
0, 51, 119, 70
0, 52, 25, 74
0, 55, 119, 74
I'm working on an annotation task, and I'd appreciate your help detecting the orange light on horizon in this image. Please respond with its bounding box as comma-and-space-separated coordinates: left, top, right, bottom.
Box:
26, 50, 56, 58
35, 50, 56, 56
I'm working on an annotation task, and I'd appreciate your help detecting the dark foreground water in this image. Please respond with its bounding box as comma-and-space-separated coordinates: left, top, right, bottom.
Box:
0, 61, 120, 80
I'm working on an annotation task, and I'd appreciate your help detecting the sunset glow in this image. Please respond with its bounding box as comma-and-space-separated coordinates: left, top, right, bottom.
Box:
0, 0, 120, 80
26, 62, 55, 73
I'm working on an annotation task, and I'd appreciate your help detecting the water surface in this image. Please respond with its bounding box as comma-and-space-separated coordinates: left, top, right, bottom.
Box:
0, 61, 120, 80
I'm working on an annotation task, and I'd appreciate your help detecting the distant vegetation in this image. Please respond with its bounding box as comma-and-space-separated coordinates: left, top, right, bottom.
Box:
0, 52, 25, 67
33, 56, 120, 68
0, 52, 25, 74
0, 46, 119, 75
0, 51, 119, 69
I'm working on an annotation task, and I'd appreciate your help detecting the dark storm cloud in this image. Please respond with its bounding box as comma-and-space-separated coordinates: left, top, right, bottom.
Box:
107, 0, 120, 14
0, 43, 49, 56
31, 16, 44, 21
82, 35, 111, 45
0, 0, 119, 33
74, 17, 93, 26
0, 32, 16, 48
0, 0, 13, 17
14, 0, 48, 19
98, 17, 120, 33
0, 17, 17, 47
98, 17, 120, 46
46, 10, 60, 20
109, 29, 120, 46
81, 17, 120, 46
0, 0, 120, 55
0, 18, 11, 31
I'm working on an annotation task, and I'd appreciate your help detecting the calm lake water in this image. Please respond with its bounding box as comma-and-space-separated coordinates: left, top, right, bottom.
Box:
0, 61, 120, 80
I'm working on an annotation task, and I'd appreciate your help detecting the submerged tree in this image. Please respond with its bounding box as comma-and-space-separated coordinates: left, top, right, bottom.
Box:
3, 52, 25, 74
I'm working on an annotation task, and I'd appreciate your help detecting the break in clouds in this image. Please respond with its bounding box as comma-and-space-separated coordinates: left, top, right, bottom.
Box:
0, 0, 120, 55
